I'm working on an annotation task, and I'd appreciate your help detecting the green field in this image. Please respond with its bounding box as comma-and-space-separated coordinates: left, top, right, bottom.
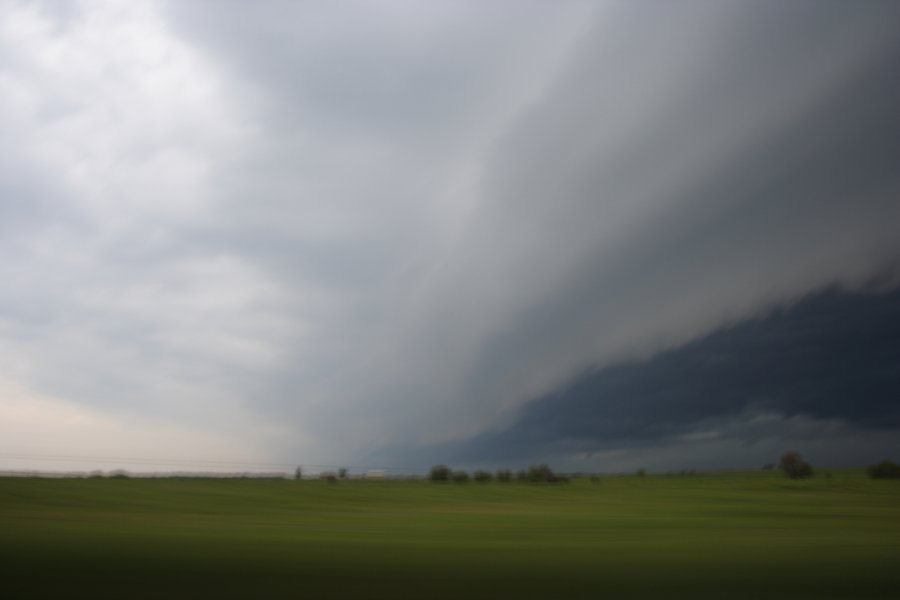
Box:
2, 471, 899, 599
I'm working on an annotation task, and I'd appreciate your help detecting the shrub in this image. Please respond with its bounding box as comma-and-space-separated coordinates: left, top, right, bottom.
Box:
868, 459, 900, 479
429, 465, 451, 482
473, 470, 493, 483
527, 464, 551, 482
451, 470, 470, 483
524, 464, 567, 483
779, 451, 813, 479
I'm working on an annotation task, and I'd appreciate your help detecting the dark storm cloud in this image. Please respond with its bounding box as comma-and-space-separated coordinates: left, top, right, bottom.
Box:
442, 286, 900, 465
363, 0, 900, 454
3, 1, 900, 470
160, 0, 900, 463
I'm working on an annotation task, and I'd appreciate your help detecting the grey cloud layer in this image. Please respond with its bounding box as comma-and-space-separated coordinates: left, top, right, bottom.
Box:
1, 1, 899, 469
349, 1, 900, 456
431, 287, 900, 470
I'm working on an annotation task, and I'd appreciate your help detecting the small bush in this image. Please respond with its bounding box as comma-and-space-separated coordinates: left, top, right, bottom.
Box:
429, 465, 451, 482
473, 470, 493, 483
451, 470, 470, 483
527, 464, 551, 482
779, 451, 814, 479
523, 464, 567, 483
868, 459, 900, 479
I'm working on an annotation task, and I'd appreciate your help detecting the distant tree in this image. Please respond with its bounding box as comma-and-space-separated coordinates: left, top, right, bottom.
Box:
868, 459, 900, 479
294, 467, 303, 480
635, 468, 646, 477
429, 465, 451, 482
451, 470, 470, 483
525, 464, 566, 483
495, 469, 512, 482
338, 468, 348, 479
473, 470, 493, 483
779, 451, 813, 479
527, 464, 549, 482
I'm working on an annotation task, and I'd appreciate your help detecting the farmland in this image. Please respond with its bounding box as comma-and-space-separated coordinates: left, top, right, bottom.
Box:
2, 470, 899, 599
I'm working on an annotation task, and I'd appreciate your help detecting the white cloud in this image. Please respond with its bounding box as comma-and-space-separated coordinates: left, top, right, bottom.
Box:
0, 0, 244, 223
0, 1, 297, 458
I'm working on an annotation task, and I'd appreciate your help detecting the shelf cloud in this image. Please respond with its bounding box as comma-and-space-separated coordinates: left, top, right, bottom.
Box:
1, 0, 899, 472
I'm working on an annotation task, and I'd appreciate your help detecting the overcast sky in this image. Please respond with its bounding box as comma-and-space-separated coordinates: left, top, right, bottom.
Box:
1, 0, 899, 474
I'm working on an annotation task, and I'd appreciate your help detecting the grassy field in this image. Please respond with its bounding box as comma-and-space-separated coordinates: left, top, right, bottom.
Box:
2, 470, 899, 599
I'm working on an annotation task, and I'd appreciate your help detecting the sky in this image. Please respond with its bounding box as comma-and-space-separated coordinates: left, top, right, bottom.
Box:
1, 0, 899, 475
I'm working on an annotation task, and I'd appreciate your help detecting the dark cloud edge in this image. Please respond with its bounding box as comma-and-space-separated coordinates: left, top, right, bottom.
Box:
388, 278, 900, 469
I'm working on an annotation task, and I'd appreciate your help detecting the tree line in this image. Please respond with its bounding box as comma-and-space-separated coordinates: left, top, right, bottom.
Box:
428, 464, 568, 483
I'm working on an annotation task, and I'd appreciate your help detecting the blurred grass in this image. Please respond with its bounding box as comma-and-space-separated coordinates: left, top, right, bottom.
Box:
1, 470, 899, 598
